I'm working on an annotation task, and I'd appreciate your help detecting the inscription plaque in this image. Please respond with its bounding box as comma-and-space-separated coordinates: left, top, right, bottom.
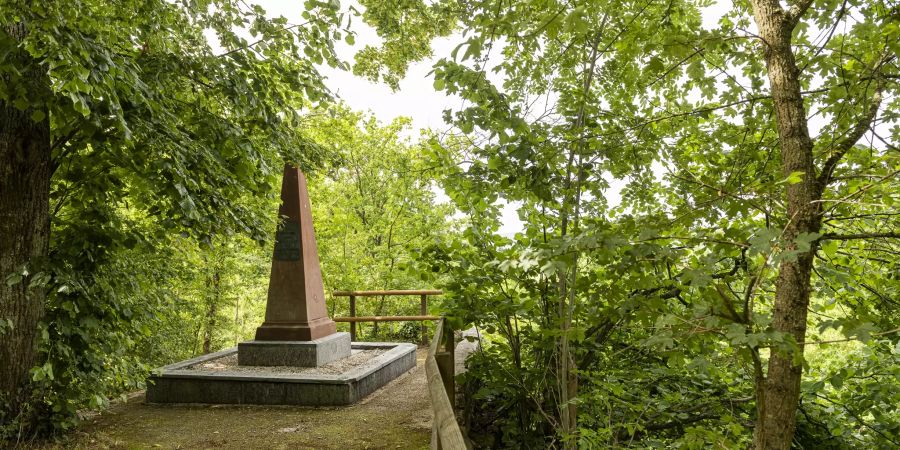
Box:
273, 221, 301, 261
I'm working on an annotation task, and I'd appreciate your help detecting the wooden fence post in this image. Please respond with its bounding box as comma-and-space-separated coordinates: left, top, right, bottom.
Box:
446, 321, 455, 408
427, 318, 465, 450
435, 351, 453, 410
435, 321, 455, 410
349, 295, 356, 341
444, 320, 455, 354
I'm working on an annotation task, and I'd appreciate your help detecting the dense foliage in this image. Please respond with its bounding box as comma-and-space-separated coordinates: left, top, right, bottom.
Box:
1, 0, 345, 439
362, 0, 899, 448
1, 0, 898, 449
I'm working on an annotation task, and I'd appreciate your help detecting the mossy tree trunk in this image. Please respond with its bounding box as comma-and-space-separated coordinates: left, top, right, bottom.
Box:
0, 21, 51, 422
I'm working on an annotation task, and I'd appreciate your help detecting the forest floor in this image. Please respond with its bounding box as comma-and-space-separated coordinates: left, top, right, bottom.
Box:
31, 348, 432, 450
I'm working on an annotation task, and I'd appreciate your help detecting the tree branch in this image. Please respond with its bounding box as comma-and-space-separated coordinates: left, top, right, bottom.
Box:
819, 232, 900, 241
786, 0, 815, 28
216, 22, 308, 58
803, 326, 900, 345
817, 70, 887, 192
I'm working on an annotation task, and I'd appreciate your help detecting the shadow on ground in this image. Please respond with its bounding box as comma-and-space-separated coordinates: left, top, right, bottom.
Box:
32, 348, 432, 450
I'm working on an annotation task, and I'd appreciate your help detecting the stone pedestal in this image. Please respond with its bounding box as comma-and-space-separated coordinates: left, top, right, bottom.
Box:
238, 332, 351, 367
147, 342, 417, 406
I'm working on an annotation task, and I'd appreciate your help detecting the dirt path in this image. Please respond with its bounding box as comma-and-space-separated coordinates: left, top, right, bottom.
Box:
38, 348, 432, 450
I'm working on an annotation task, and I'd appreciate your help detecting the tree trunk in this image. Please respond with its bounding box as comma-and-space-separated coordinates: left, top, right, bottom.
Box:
233, 286, 242, 345
203, 264, 220, 354
0, 22, 52, 421
372, 296, 384, 337
748, 2, 820, 448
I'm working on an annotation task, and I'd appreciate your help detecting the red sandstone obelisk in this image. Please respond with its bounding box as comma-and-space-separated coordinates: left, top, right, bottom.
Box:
254, 165, 337, 341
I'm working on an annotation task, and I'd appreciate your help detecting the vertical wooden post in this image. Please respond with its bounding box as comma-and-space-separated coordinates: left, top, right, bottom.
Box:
435, 319, 456, 410
444, 320, 455, 354
349, 295, 356, 342
436, 351, 454, 411
447, 320, 455, 409
420, 294, 428, 346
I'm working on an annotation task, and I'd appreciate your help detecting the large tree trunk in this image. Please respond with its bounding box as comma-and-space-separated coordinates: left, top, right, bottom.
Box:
748, 2, 820, 449
0, 22, 52, 421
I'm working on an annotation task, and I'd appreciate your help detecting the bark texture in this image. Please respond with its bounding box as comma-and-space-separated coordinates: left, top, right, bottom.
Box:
0, 22, 52, 418
748, 2, 819, 449
202, 265, 221, 354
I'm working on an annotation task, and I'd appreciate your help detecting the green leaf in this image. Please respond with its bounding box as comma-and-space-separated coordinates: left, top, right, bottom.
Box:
782, 171, 805, 185
5, 272, 23, 286
821, 240, 838, 259
829, 372, 843, 390
794, 232, 821, 252
647, 57, 665, 72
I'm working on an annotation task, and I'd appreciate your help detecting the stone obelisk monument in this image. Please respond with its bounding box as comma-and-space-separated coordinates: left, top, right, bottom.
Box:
238, 165, 351, 366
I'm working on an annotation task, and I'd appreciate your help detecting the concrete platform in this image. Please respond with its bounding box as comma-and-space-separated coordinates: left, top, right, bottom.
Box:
237, 332, 351, 367
146, 342, 417, 406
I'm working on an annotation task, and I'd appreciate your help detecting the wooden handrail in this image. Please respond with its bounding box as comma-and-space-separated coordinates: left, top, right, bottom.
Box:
334, 289, 443, 343
333, 289, 443, 297
334, 315, 441, 322
427, 318, 466, 450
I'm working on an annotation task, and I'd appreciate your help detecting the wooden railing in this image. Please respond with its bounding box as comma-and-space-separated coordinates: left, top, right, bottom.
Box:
427, 317, 466, 450
332, 290, 443, 343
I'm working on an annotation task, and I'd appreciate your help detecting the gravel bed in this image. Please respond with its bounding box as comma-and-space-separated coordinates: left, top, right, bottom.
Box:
186, 349, 387, 375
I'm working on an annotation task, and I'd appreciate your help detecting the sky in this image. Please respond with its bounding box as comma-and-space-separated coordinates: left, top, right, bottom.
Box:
252, 1, 731, 133
251, 1, 466, 135
234, 1, 732, 236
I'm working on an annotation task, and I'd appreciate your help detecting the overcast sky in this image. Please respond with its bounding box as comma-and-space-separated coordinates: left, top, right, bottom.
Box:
253, 1, 730, 134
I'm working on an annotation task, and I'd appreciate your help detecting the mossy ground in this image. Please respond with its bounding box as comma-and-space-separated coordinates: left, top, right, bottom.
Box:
29, 349, 432, 450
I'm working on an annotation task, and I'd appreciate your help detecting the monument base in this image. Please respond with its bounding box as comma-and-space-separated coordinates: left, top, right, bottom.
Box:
254, 316, 337, 341
146, 342, 417, 406
237, 332, 351, 367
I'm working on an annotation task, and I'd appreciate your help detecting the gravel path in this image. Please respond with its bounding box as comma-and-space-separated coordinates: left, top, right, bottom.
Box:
32, 348, 432, 450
